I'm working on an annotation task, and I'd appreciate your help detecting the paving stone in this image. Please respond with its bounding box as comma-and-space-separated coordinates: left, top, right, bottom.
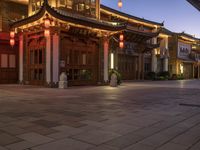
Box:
105, 132, 144, 149
0, 126, 27, 135
123, 143, 155, 150
101, 123, 140, 135
31, 120, 60, 128
72, 130, 121, 145
31, 138, 93, 150
23, 125, 57, 135
88, 145, 119, 150
189, 141, 200, 150
0, 133, 22, 146
5, 141, 35, 150
0, 146, 7, 150
156, 142, 188, 150
17, 132, 53, 145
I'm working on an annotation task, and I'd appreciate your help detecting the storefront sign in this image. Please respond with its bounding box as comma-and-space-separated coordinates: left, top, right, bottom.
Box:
177, 41, 191, 59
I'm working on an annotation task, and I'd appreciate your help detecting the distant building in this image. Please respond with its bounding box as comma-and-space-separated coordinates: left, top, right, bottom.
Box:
168, 32, 200, 79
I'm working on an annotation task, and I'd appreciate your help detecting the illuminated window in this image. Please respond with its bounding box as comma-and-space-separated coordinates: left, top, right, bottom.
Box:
32, 0, 43, 14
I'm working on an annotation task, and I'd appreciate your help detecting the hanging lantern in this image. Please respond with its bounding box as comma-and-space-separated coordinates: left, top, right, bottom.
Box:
118, 0, 122, 8
44, 29, 50, 37
119, 34, 124, 41
10, 39, 15, 47
10, 31, 15, 38
44, 18, 50, 28
119, 41, 124, 49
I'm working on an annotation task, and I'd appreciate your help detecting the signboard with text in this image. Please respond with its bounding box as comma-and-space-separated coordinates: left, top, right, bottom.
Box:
177, 41, 191, 59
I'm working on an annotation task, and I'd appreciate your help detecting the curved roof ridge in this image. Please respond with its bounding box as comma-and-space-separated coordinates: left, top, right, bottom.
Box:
100, 4, 163, 26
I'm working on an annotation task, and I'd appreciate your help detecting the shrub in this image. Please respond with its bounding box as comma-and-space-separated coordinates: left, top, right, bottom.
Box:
145, 72, 156, 80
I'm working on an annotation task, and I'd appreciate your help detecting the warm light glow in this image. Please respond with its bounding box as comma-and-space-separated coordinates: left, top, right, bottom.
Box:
44, 29, 50, 37
111, 53, 114, 69
180, 64, 184, 74
10, 31, 15, 38
119, 41, 124, 49
44, 19, 50, 28
120, 34, 124, 41
10, 39, 15, 47
118, 0, 122, 8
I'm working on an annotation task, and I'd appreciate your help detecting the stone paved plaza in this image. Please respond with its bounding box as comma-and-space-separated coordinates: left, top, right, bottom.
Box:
0, 80, 199, 150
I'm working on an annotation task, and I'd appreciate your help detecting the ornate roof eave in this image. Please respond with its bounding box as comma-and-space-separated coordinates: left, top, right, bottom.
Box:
187, 0, 200, 11
100, 4, 164, 27
125, 26, 160, 38
10, 0, 126, 32
178, 32, 200, 41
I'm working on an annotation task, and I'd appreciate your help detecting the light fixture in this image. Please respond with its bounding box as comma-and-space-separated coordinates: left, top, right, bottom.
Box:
44, 29, 50, 37
119, 41, 124, 49
10, 31, 15, 38
111, 53, 114, 69
10, 39, 15, 47
44, 18, 50, 28
118, 0, 122, 8
119, 34, 124, 41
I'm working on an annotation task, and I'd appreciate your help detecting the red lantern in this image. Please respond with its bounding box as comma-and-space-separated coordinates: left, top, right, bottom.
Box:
10, 39, 15, 47
44, 29, 50, 37
118, 0, 122, 8
120, 34, 124, 41
10, 31, 15, 38
119, 41, 124, 49
44, 18, 50, 28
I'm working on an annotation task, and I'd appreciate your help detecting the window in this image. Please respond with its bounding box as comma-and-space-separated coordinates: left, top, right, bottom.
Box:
32, 0, 43, 14
1, 54, 8, 68
9, 55, 16, 68
73, 0, 97, 17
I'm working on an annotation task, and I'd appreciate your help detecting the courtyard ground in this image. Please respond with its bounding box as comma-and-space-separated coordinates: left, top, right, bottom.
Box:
0, 80, 199, 150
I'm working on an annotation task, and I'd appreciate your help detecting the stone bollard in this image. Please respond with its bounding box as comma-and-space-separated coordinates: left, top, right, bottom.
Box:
110, 73, 118, 87
59, 72, 68, 89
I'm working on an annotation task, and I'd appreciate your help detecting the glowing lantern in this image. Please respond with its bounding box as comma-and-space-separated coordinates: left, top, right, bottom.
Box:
10, 39, 15, 47
10, 31, 15, 38
120, 34, 124, 41
44, 18, 50, 28
119, 41, 124, 49
44, 29, 50, 37
118, 0, 122, 8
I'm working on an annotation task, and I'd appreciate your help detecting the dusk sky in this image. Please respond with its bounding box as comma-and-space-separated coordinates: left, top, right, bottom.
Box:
101, 0, 200, 38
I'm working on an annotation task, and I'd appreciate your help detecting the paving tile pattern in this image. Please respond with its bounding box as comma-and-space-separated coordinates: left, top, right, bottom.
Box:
0, 80, 199, 149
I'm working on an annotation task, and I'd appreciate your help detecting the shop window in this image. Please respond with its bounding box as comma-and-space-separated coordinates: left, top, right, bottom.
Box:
1, 54, 8, 68
9, 55, 16, 68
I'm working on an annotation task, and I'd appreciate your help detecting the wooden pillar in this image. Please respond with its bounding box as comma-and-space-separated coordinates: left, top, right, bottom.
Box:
141, 54, 145, 80
138, 54, 141, 80
19, 34, 23, 83
103, 38, 109, 82
52, 33, 59, 85
46, 33, 52, 85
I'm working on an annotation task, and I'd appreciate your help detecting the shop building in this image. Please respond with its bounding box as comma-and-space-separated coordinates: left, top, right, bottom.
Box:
168, 32, 200, 79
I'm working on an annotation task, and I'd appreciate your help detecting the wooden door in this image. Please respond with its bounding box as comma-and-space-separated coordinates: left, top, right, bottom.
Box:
60, 38, 99, 86
28, 44, 45, 85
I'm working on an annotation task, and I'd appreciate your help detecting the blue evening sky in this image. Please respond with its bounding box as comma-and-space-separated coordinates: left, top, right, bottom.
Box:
101, 0, 200, 38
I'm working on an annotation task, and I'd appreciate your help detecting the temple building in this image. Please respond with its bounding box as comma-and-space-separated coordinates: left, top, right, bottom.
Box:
168, 32, 200, 79
0, 0, 166, 86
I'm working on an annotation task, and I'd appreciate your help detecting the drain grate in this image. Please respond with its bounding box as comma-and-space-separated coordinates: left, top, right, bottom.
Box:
179, 103, 200, 108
